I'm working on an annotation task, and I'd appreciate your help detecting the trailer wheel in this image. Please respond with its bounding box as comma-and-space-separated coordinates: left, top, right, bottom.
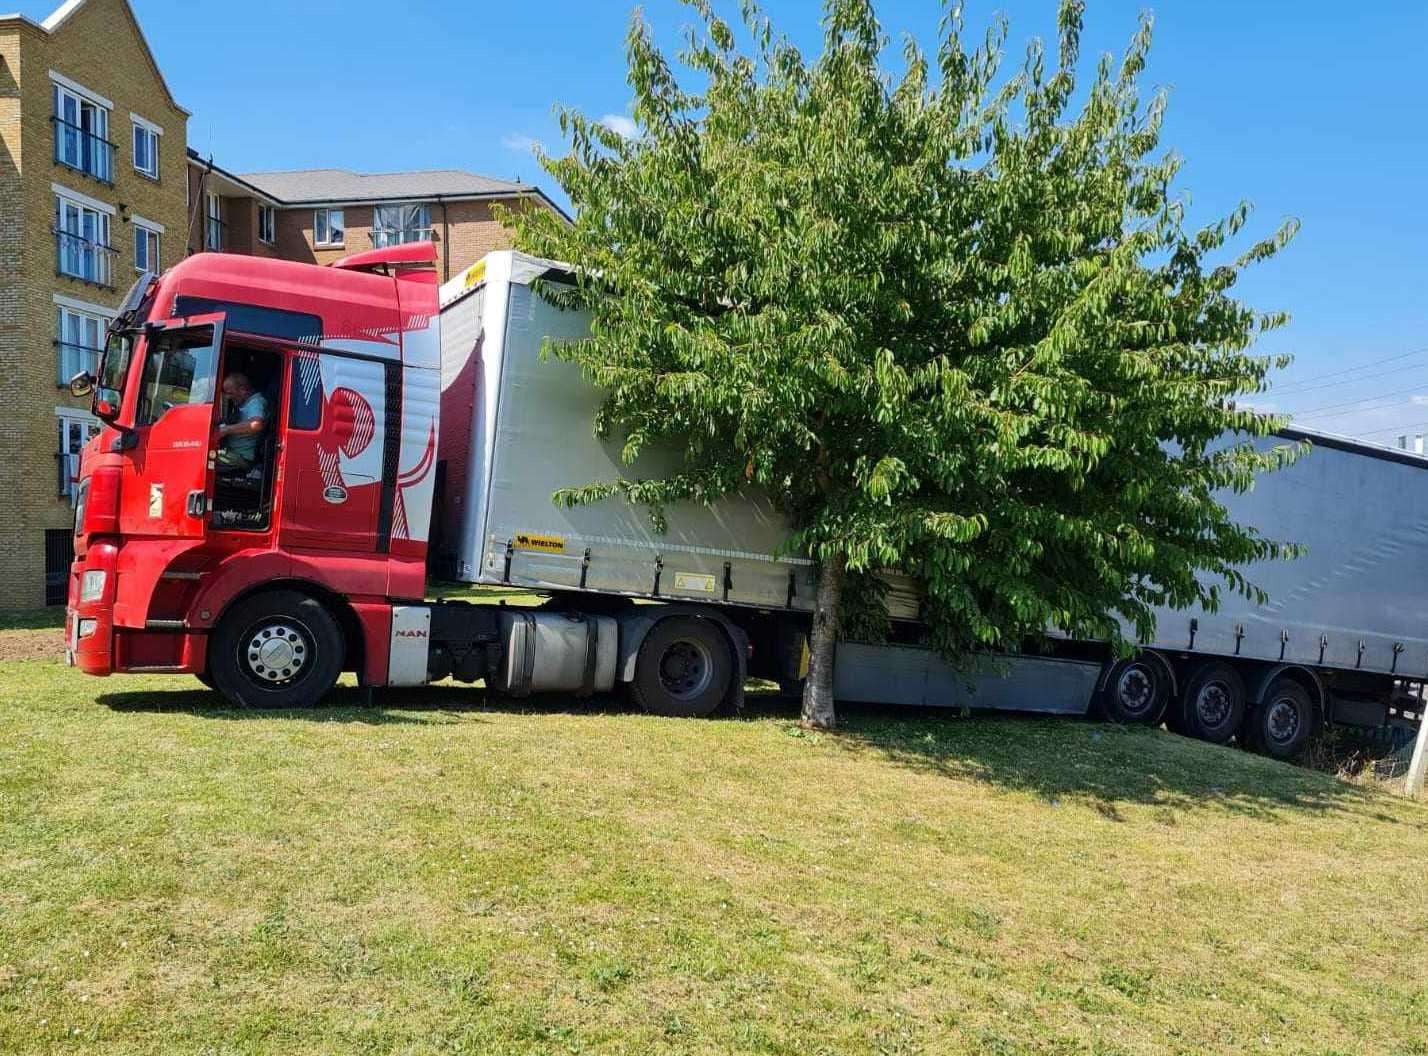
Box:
210, 590, 344, 709
631, 617, 733, 718
1247, 678, 1316, 760
1097, 656, 1171, 726
1180, 661, 1246, 745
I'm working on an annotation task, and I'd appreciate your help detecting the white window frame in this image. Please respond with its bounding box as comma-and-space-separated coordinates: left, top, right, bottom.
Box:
205, 191, 223, 251
314, 207, 345, 247
57, 407, 101, 500
130, 113, 161, 180
54, 295, 112, 386
132, 214, 163, 273
51, 75, 112, 183
257, 204, 276, 244
372, 203, 432, 247
53, 185, 115, 286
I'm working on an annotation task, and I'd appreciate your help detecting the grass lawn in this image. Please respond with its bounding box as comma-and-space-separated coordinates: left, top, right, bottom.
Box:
1, 631, 1426, 1054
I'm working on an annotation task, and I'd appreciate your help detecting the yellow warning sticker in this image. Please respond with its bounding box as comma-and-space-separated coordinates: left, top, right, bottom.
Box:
514, 532, 566, 554
463, 259, 487, 290
673, 572, 717, 593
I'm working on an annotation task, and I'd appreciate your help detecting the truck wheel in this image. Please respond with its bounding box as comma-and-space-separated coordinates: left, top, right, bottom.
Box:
210, 590, 344, 709
1180, 661, 1246, 745
631, 617, 733, 718
1247, 678, 1316, 760
1097, 656, 1170, 726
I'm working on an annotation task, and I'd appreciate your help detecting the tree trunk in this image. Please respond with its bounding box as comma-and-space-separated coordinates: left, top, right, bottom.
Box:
801, 551, 847, 730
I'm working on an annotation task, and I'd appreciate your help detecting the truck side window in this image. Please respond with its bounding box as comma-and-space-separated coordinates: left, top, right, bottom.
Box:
137, 325, 219, 427
288, 353, 323, 430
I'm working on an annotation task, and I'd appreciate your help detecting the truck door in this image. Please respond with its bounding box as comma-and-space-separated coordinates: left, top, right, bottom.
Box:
117, 315, 225, 539
279, 350, 390, 553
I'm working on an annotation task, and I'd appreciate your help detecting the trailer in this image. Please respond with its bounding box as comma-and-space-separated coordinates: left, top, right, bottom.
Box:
64, 244, 1425, 763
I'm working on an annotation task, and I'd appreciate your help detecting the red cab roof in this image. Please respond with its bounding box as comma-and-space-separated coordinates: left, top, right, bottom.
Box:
332, 241, 438, 272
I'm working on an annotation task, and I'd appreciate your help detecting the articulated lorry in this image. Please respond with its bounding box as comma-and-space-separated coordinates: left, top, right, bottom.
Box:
65, 244, 1426, 761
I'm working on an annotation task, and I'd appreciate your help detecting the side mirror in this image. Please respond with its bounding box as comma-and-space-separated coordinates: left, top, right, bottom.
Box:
94, 397, 117, 420
68, 370, 95, 398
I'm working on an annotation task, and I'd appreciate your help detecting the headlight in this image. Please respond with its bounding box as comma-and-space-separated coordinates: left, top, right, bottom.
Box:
80, 570, 107, 602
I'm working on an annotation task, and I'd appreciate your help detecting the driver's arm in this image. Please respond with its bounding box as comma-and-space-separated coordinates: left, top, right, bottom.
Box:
218, 417, 265, 439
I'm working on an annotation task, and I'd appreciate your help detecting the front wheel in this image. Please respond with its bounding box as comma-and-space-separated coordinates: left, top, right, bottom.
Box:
1247, 678, 1317, 760
209, 590, 344, 709
630, 617, 733, 718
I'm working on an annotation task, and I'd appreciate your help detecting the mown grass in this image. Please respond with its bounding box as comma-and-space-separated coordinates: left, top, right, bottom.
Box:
1, 646, 1426, 1054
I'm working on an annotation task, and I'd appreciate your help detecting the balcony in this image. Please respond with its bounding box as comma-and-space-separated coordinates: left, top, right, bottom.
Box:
370, 227, 434, 248
55, 339, 102, 383
51, 117, 115, 184
55, 227, 116, 288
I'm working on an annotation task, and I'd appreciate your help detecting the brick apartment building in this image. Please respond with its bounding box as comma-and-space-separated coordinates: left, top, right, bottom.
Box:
186, 157, 563, 285
0, 0, 563, 609
0, 0, 188, 607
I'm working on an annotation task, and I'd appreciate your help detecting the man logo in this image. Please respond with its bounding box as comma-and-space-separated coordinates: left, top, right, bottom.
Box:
323, 485, 348, 504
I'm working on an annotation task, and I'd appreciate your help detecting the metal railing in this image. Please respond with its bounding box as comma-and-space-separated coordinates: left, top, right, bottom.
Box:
370, 227, 434, 248
54, 227, 116, 287
205, 215, 227, 251
55, 340, 102, 382
51, 116, 115, 184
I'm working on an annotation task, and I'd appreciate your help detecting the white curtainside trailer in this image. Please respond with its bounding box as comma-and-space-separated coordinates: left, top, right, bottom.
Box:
431, 251, 1424, 758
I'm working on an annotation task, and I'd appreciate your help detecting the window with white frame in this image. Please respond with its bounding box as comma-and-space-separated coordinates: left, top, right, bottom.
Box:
372, 204, 432, 247
57, 411, 101, 499
257, 204, 276, 244
52, 80, 112, 183
54, 192, 114, 286
131, 115, 160, 179
133, 219, 160, 273
55, 302, 109, 384
314, 208, 344, 247
205, 191, 223, 251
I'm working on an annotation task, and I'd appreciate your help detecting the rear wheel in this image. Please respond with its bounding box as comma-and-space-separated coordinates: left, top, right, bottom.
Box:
1180, 661, 1246, 745
210, 590, 344, 709
1247, 678, 1317, 760
631, 617, 733, 718
1097, 656, 1171, 726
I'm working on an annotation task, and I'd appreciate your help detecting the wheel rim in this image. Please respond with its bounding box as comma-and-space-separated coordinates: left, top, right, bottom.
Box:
1195, 680, 1234, 728
658, 638, 714, 700
241, 619, 311, 686
1265, 695, 1302, 744
1115, 664, 1156, 716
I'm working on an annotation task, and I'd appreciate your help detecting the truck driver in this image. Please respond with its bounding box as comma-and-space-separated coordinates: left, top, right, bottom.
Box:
216, 371, 268, 470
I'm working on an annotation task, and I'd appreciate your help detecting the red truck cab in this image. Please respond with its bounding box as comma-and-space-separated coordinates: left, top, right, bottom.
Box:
67, 243, 442, 704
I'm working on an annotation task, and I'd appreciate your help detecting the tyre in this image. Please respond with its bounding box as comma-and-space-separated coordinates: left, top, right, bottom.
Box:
1180, 661, 1246, 745
1247, 677, 1317, 760
630, 617, 733, 718
209, 589, 345, 709
1096, 656, 1171, 726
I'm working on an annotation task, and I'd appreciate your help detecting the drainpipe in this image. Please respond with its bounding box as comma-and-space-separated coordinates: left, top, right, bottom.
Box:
187, 156, 214, 257
439, 196, 451, 283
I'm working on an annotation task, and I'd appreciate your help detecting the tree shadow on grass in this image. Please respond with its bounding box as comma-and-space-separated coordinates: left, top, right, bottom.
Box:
98, 682, 632, 725
742, 692, 1422, 826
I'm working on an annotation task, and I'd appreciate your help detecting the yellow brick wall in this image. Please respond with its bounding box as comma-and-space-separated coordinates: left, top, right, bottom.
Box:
0, 1, 187, 608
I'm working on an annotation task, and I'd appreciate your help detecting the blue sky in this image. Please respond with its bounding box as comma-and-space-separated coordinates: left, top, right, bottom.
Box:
24, 0, 1428, 440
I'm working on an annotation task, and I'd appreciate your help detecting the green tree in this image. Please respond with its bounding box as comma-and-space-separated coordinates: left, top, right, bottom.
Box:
511, 0, 1299, 729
